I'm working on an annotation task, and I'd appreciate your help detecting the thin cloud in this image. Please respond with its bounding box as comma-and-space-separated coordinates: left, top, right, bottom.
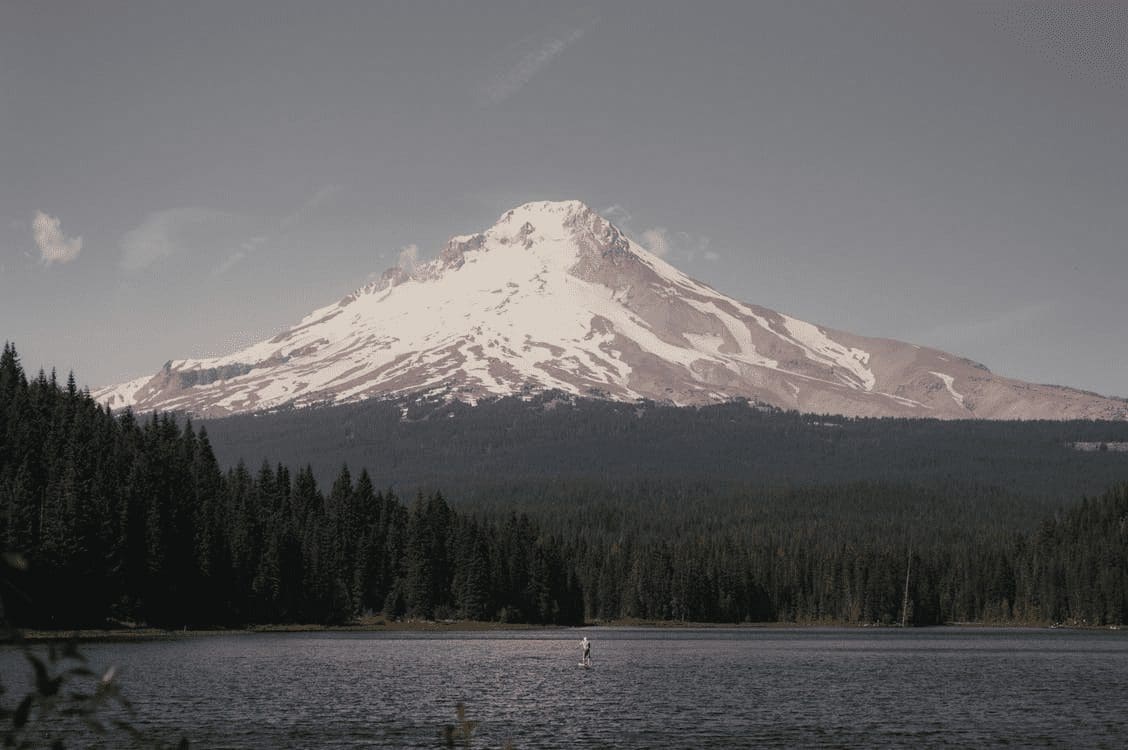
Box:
678, 231, 713, 263
212, 250, 247, 277
484, 27, 585, 103
123, 188, 333, 276
640, 227, 672, 258
305, 184, 342, 210
617, 211, 713, 264
281, 184, 344, 230
120, 207, 224, 272
602, 204, 633, 228
397, 243, 420, 273
212, 235, 268, 277
33, 211, 83, 265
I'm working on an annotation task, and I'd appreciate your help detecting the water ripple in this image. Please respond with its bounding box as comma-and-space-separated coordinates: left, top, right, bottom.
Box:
2, 627, 1126, 748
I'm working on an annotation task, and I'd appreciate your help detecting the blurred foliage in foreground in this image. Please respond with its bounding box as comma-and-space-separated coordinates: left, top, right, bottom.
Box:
1, 552, 188, 749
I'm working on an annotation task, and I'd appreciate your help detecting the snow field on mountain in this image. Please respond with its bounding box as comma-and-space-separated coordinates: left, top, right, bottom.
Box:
930, 371, 966, 408
92, 200, 1128, 421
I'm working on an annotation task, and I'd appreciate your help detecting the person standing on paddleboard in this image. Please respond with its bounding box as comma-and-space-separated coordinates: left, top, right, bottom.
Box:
580, 636, 591, 666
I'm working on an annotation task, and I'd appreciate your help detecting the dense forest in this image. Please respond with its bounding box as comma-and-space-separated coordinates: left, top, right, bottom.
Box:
504, 481, 1128, 625
2, 343, 1127, 629
0, 345, 581, 628
201, 389, 1128, 500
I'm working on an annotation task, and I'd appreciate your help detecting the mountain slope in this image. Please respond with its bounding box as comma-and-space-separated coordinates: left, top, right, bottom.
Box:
96, 200, 1127, 420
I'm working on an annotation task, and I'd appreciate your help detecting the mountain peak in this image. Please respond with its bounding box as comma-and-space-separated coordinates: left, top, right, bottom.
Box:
365, 200, 627, 295
500, 199, 593, 225
488, 199, 602, 246
94, 200, 1128, 421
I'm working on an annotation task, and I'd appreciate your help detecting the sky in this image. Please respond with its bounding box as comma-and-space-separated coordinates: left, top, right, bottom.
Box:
2, 1, 1126, 398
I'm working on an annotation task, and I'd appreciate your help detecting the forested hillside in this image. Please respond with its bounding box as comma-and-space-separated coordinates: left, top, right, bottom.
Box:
2, 344, 1127, 628
496, 482, 1128, 625
201, 391, 1128, 500
0, 344, 581, 628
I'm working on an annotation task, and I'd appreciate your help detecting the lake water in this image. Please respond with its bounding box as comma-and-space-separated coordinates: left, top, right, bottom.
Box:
4, 627, 1127, 748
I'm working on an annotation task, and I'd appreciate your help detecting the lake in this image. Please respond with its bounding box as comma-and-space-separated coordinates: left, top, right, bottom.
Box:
4, 627, 1127, 748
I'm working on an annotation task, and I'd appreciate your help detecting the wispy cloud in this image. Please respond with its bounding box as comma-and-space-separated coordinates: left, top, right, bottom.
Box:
640, 227, 672, 258
281, 184, 344, 230
212, 235, 268, 276
211, 250, 247, 277
33, 211, 82, 265
396, 243, 420, 273
122, 186, 340, 276
483, 27, 585, 104
677, 231, 713, 263
600, 204, 715, 263
635, 223, 713, 264
601, 204, 633, 227
120, 207, 225, 272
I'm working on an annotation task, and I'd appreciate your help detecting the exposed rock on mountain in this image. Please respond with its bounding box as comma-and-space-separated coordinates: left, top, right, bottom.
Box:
96, 200, 1127, 420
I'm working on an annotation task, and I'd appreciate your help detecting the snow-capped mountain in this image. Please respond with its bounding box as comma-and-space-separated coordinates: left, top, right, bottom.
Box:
96, 200, 1127, 420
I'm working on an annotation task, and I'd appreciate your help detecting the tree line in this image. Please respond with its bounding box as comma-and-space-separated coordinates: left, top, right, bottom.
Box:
456, 479, 1127, 626
201, 387, 1128, 500
564, 486, 1127, 625
1, 343, 1126, 629
0, 344, 581, 628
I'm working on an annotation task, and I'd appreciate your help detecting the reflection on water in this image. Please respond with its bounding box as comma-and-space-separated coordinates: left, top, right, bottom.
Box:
4, 627, 1127, 748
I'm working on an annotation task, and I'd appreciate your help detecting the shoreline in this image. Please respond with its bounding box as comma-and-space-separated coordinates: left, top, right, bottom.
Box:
10, 617, 553, 643
8, 617, 1118, 643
